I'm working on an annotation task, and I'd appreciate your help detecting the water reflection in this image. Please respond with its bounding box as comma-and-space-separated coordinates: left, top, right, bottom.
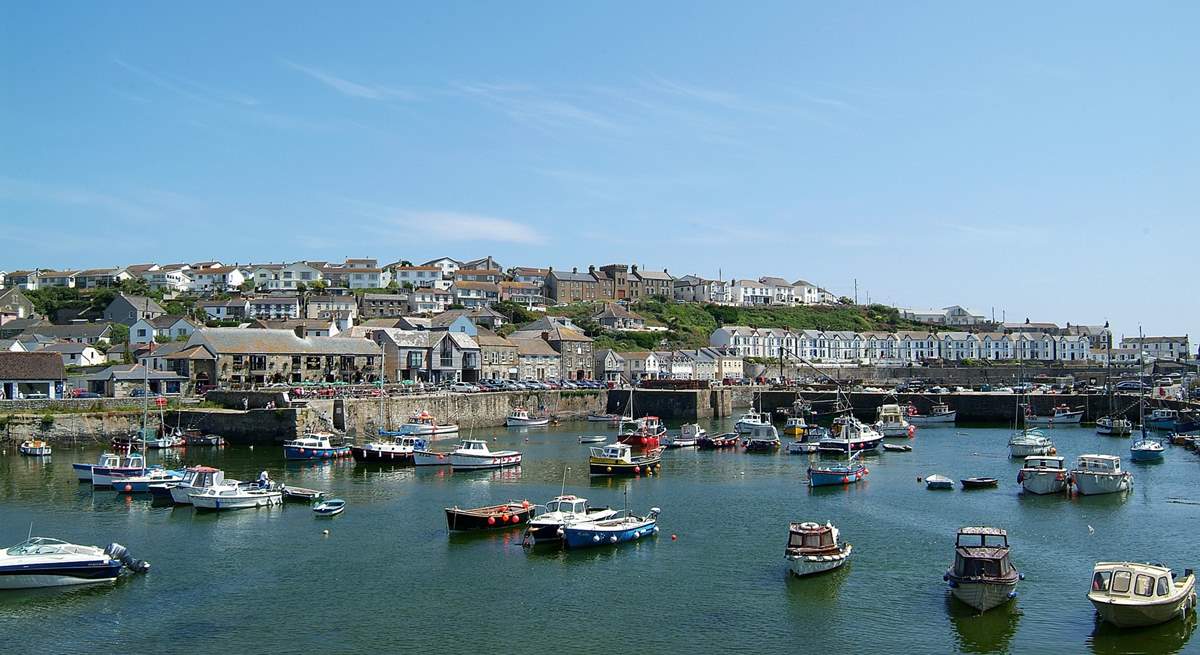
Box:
1087, 612, 1195, 655
783, 563, 851, 605
946, 594, 1020, 654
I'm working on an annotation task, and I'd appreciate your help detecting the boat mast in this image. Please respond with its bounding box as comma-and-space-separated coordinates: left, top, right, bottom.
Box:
1138, 326, 1147, 439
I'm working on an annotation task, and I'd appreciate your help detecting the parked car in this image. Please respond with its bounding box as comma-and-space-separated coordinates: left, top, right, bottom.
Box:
74, 391, 101, 399
449, 382, 479, 393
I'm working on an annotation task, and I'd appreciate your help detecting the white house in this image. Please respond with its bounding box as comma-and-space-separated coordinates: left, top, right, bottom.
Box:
390, 266, 444, 290
42, 343, 106, 367
251, 262, 323, 291
38, 270, 79, 288
1120, 336, 1191, 362
306, 295, 358, 320
130, 316, 199, 345
189, 265, 247, 292
617, 351, 658, 382
408, 288, 452, 314
75, 268, 133, 289
939, 332, 980, 361
247, 296, 301, 320
140, 264, 194, 292
979, 333, 1015, 361
758, 277, 795, 305
731, 279, 771, 306
1056, 334, 1090, 361
422, 257, 462, 279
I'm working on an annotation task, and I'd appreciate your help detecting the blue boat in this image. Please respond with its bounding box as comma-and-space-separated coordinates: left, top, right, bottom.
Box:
1145, 409, 1179, 431
562, 509, 661, 549
807, 462, 869, 487
73, 452, 122, 482
283, 433, 351, 461
91, 452, 148, 488
112, 467, 186, 493
1129, 438, 1165, 462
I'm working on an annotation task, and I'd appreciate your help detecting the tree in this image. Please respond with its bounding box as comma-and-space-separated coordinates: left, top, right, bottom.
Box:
110, 323, 130, 344
239, 280, 256, 293
448, 303, 466, 310
838, 296, 854, 305
118, 277, 151, 296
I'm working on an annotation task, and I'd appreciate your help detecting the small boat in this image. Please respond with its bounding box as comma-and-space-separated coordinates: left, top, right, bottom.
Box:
350, 435, 425, 464
449, 439, 522, 471
91, 452, 148, 488
157, 466, 236, 505
312, 499, 346, 517
189, 484, 283, 511
281, 485, 325, 503
782, 416, 808, 436
589, 442, 663, 476
818, 416, 884, 454
0, 538, 149, 589
587, 413, 621, 423
663, 423, 705, 448
18, 439, 52, 456
444, 500, 535, 531
807, 452, 868, 487
1145, 408, 1180, 431
283, 433, 351, 460
944, 527, 1021, 612
874, 403, 914, 438
784, 521, 852, 577
1024, 404, 1084, 425
742, 423, 782, 452
186, 433, 225, 446
578, 435, 607, 444
1017, 456, 1068, 495
72, 452, 122, 482
617, 416, 665, 450
882, 443, 912, 452
1088, 562, 1198, 628
697, 432, 739, 450
906, 402, 957, 425
1096, 416, 1133, 436
787, 439, 819, 454
399, 411, 459, 438
1129, 437, 1166, 462
925, 474, 954, 490
142, 431, 186, 449
505, 407, 550, 427
1008, 429, 1054, 458
413, 449, 452, 466
960, 477, 999, 490
523, 495, 618, 545
112, 466, 185, 494
562, 508, 660, 549
1070, 454, 1133, 495
734, 410, 770, 434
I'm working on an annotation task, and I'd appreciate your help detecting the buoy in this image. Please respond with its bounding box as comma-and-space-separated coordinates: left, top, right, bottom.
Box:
322, 529, 330, 536
593, 535, 601, 542
633, 466, 640, 474
841, 476, 849, 484
609, 536, 618, 543
124, 484, 133, 492
521, 500, 530, 508
488, 516, 497, 525
511, 515, 520, 523
606, 466, 612, 473
671, 534, 678, 541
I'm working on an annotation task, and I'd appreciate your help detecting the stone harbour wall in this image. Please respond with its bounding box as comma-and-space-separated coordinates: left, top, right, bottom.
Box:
0, 411, 147, 445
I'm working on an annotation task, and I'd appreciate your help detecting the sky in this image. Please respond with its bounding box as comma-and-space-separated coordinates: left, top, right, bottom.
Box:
2, 2, 1197, 342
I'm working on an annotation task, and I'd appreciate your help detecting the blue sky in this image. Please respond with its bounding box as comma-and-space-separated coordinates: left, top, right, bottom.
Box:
2, 2, 1197, 341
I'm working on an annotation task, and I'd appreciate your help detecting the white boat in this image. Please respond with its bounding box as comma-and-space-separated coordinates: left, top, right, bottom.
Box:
906, 402, 957, 425
586, 413, 621, 423
189, 484, 283, 511
663, 424, 705, 448
1070, 454, 1132, 495
413, 450, 452, 466
449, 439, 522, 471
1018, 455, 1068, 495
1096, 416, 1133, 436
72, 452, 122, 482
818, 416, 884, 453
523, 495, 619, 545
1024, 404, 1084, 425
399, 411, 459, 438
578, 435, 607, 444
945, 527, 1020, 612
925, 474, 954, 490
0, 538, 149, 590
91, 452, 148, 488
165, 466, 236, 505
1008, 429, 1054, 458
734, 410, 770, 434
787, 439, 819, 454
784, 521, 852, 577
1088, 562, 1198, 628
18, 439, 52, 456
505, 407, 550, 427
874, 404, 913, 437
1129, 437, 1166, 462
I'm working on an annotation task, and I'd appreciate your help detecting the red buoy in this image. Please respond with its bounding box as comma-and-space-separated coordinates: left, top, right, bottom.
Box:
633, 466, 641, 474
671, 534, 678, 541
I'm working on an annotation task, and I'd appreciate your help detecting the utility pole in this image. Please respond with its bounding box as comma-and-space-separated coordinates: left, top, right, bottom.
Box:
853, 278, 858, 305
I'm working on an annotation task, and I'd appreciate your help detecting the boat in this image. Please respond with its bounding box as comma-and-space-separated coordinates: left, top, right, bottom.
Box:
589, 442, 663, 476
283, 433, 352, 460
505, 406, 550, 427
874, 403, 914, 438
734, 410, 770, 434
142, 430, 185, 449
697, 432, 739, 450
578, 435, 607, 444
882, 443, 912, 452
925, 474, 954, 490
72, 452, 122, 482
189, 484, 283, 511
562, 508, 660, 549
1008, 429, 1054, 458
960, 477, 999, 490
817, 416, 884, 454
185, 433, 225, 446
808, 447, 868, 487
663, 423, 705, 448
444, 500, 535, 531
784, 521, 852, 577
18, 439, 51, 456
787, 430, 821, 454
944, 527, 1021, 612
281, 485, 325, 503
788, 398, 814, 418
91, 451, 148, 488
1130, 437, 1166, 462
523, 495, 618, 545
1017, 456, 1068, 495
158, 466, 236, 505
782, 416, 808, 437
413, 449, 452, 466
312, 499, 346, 517
587, 413, 621, 423
1070, 454, 1132, 495
742, 423, 782, 452
350, 435, 425, 464
1096, 416, 1134, 436
0, 538, 149, 589
1088, 562, 1198, 628
1024, 404, 1084, 425
617, 415, 665, 450
399, 410, 459, 438
449, 439, 522, 471
112, 466, 184, 494
1145, 408, 1180, 431
906, 402, 957, 425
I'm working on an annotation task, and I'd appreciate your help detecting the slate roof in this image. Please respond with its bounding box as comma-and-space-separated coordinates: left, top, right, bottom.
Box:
513, 338, 560, 356
593, 303, 643, 321
0, 352, 65, 380
28, 323, 113, 339
192, 328, 381, 355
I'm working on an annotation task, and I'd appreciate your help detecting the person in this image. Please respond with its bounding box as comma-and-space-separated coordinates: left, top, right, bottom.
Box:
243, 397, 249, 411
258, 470, 270, 488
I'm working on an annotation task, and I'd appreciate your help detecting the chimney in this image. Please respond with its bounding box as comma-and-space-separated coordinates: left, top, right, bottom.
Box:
541, 331, 550, 341
588, 265, 595, 274
572, 267, 578, 274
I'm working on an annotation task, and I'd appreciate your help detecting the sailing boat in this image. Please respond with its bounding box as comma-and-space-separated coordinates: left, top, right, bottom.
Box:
1008, 362, 1054, 457
1097, 329, 1133, 436
617, 387, 664, 449
351, 361, 425, 464
1129, 328, 1166, 462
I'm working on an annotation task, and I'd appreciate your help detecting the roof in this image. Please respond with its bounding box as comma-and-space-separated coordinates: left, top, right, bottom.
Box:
512, 267, 549, 276
758, 276, 791, 286
27, 323, 112, 339
307, 295, 356, 304
392, 265, 442, 272
0, 352, 65, 380
368, 328, 433, 348
75, 268, 123, 277
140, 342, 189, 357
147, 315, 194, 329
513, 338, 560, 356
452, 281, 500, 291
358, 318, 405, 328
549, 270, 596, 283
41, 342, 98, 354
634, 269, 672, 281
89, 364, 187, 381
199, 299, 249, 308
454, 268, 501, 277
429, 310, 474, 328
511, 317, 593, 342
115, 294, 165, 314
249, 296, 301, 304
593, 303, 644, 321
362, 293, 408, 301
165, 345, 215, 361
475, 333, 516, 348
192, 328, 381, 355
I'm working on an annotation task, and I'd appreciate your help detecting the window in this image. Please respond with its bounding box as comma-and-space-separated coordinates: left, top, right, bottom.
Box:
1111, 570, 1131, 593
1157, 576, 1170, 596
1134, 574, 1155, 597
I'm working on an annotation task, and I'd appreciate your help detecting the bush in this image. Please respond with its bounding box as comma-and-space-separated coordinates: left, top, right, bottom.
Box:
40, 414, 55, 429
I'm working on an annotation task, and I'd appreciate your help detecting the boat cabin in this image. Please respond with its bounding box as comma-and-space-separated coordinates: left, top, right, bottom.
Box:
1148, 409, 1178, 421
183, 466, 225, 488
287, 434, 334, 448
545, 495, 588, 515
877, 404, 904, 423
456, 439, 492, 454
952, 527, 1014, 580
120, 453, 145, 468
407, 411, 438, 426
747, 423, 780, 441
1074, 454, 1122, 473
509, 407, 533, 420
786, 522, 840, 554
590, 443, 633, 463
639, 416, 664, 432
1021, 456, 1065, 471
790, 399, 812, 416
784, 417, 808, 429
1090, 562, 1177, 602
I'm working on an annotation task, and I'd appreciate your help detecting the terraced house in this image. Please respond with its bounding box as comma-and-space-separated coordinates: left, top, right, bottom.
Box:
184, 327, 382, 388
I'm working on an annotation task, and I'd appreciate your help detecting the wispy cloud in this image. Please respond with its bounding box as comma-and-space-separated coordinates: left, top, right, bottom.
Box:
113, 57, 258, 107
387, 210, 547, 245
453, 82, 622, 132
281, 59, 417, 100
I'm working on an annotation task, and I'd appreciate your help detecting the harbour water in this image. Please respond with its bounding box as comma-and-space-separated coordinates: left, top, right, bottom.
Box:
0, 421, 1196, 654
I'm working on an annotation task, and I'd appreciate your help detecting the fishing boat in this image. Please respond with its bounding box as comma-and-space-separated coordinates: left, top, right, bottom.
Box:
1008, 429, 1054, 458
1088, 562, 1197, 628
817, 416, 884, 454
882, 443, 912, 452
73, 452, 123, 482
505, 407, 550, 427
91, 451, 147, 488
444, 500, 535, 531
874, 403, 914, 438
1024, 404, 1084, 425
1096, 416, 1134, 436
189, 484, 283, 511
1017, 456, 1068, 495
1130, 437, 1166, 462
697, 432, 739, 450
413, 449, 452, 466
157, 466, 235, 505
734, 410, 770, 434
1145, 408, 1180, 431
523, 495, 618, 545
906, 402, 957, 425
283, 433, 351, 460
784, 521, 852, 577
782, 416, 808, 437
808, 445, 868, 487
789, 398, 814, 418
142, 430, 185, 449
925, 474, 954, 490
589, 442, 663, 476
312, 499, 346, 517
578, 435, 607, 444
960, 477, 999, 490
350, 435, 425, 464
449, 439, 522, 471
944, 527, 1021, 612
399, 411, 459, 438
18, 439, 51, 456
112, 466, 185, 494
562, 508, 660, 549
663, 423, 705, 448
743, 423, 782, 452
617, 416, 665, 450
0, 538, 149, 589
1070, 454, 1132, 495
587, 413, 621, 423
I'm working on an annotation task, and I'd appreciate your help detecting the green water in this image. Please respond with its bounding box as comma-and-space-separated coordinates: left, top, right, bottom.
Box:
0, 421, 1196, 654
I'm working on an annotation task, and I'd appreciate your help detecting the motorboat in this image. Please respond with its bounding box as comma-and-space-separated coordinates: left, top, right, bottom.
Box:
960, 477, 999, 490
1017, 456, 1068, 495
312, 499, 346, 517
874, 404, 914, 438
696, 432, 739, 450
817, 416, 884, 454
186, 433, 225, 447
562, 508, 660, 549
1024, 404, 1084, 425
944, 527, 1021, 612
505, 407, 550, 427
1088, 562, 1197, 628
578, 435, 607, 444
734, 410, 770, 434
399, 411, 459, 438
1096, 416, 1133, 436
906, 402, 957, 425
281, 485, 324, 503
449, 439, 522, 471
587, 413, 621, 423
18, 439, 52, 456
882, 443, 912, 452
112, 466, 184, 494
1007, 429, 1054, 458
1130, 437, 1166, 462
784, 521, 852, 577
413, 449, 452, 466
808, 449, 868, 487
1145, 408, 1180, 431
617, 416, 665, 450
925, 474, 954, 490
91, 452, 148, 488
143, 430, 185, 449
283, 433, 351, 460
189, 484, 283, 511
742, 423, 782, 452
788, 434, 820, 454
0, 538, 149, 589
72, 452, 122, 482
782, 416, 808, 436
663, 423, 705, 448
444, 500, 535, 531
589, 442, 663, 476
1070, 454, 1132, 495
523, 495, 618, 545
157, 466, 236, 505
350, 435, 426, 464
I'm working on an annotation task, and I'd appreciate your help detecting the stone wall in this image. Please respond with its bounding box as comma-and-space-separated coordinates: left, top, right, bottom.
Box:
0, 398, 149, 413
0, 411, 146, 444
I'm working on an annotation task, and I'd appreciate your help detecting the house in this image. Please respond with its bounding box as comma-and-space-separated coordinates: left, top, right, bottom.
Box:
631, 266, 673, 300
422, 257, 462, 279
546, 268, 600, 304
792, 280, 823, 305
139, 264, 194, 292
698, 347, 743, 381
250, 317, 347, 338
74, 268, 132, 289
731, 279, 771, 306
615, 350, 657, 382
38, 270, 79, 288
247, 296, 301, 320
0, 287, 36, 322
364, 328, 434, 382
81, 363, 188, 397
26, 322, 114, 345
340, 265, 391, 289
1056, 334, 1090, 362
103, 294, 166, 326
652, 351, 693, 379
476, 330, 518, 380
673, 275, 730, 304
512, 338, 561, 381
130, 316, 198, 345
185, 328, 383, 387
498, 281, 544, 306
359, 293, 409, 319
453, 268, 503, 284
188, 265, 247, 292
510, 267, 550, 289
979, 333, 1016, 361
199, 299, 250, 321
899, 306, 987, 326
1120, 336, 1190, 362
389, 266, 445, 289
758, 277, 795, 305
42, 342, 106, 367
595, 264, 630, 300
250, 262, 323, 291
1002, 320, 1061, 335
429, 332, 481, 383
0, 351, 66, 399
677, 350, 716, 380
593, 349, 625, 383
407, 288, 452, 314
462, 256, 503, 272
449, 281, 500, 309
427, 310, 479, 336
306, 295, 358, 321
137, 341, 189, 371
0, 339, 27, 353
939, 332, 981, 361
509, 316, 594, 380
4, 271, 40, 290
592, 303, 646, 331
895, 331, 940, 362
1065, 324, 1112, 351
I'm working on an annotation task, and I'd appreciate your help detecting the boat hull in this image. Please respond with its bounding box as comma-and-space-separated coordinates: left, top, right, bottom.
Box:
817, 435, 883, 453
697, 435, 739, 450
589, 455, 662, 476
91, 467, 148, 488
450, 452, 522, 471
0, 563, 123, 589
808, 465, 867, 487
908, 411, 956, 425
190, 492, 282, 511
505, 417, 550, 427
1072, 472, 1132, 495
444, 504, 534, 531
1025, 412, 1084, 425
18, 444, 52, 456
1008, 442, 1053, 458
350, 446, 414, 464
400, 424, 459, 438
1089, 581, 1197, 628
876, 424, 911, 438
787, 544, 852, 577
1129, 446, 1164, 462
563, 519, 657, 548
413, 451, 451, 466
948, 578, 1019, 612
1019, 471, 1068, 495
283, 445, 351, 460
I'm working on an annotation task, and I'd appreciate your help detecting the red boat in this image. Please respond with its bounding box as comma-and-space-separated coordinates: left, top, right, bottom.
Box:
618, 416, 666, 450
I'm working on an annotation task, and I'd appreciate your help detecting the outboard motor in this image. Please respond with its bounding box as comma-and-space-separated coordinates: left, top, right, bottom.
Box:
105, 543, 151, 574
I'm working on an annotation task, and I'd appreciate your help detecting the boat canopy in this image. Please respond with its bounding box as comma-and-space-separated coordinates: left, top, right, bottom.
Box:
1091, 563, 1175, 600
1075, 454, 1122, 471
1022, 456, 1065, 469
787, 522, 836, 550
